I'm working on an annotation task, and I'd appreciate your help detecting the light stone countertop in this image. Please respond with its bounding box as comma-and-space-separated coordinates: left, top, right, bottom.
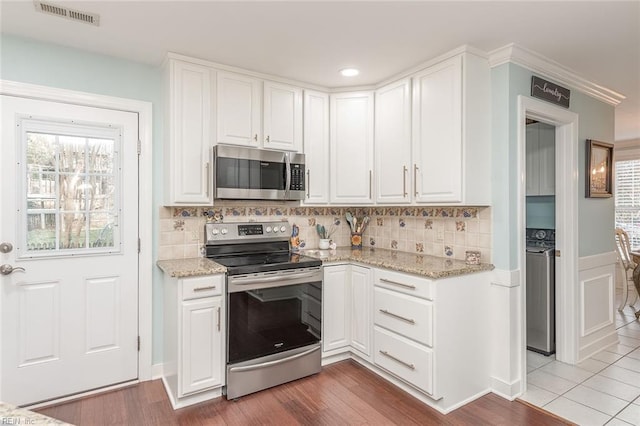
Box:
0, 402, 72, 425
301, 247, 494, 279
156, 248, 493, 280
156, 257, 226, 278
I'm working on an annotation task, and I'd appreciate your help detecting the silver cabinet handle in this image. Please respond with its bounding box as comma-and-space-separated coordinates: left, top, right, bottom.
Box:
403, 166, 408, 197
217, 306, 221, 332
0, 264, 25, 275
379, 309, 415, 324
379, 277, 416, 290
413, 164, 419, 197
379, 350, 415, 370
306, 170, 310, 199
193, 285, 217, 292
266, 135, 270, 143
205, 162, 210, 197
369, 170, 373, 199
253, 134, 258, 142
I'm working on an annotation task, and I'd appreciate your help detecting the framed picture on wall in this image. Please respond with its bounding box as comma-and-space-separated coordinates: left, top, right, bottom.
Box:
585, 139, 614, 198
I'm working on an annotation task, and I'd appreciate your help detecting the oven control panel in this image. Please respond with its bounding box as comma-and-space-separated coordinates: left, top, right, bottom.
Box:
205, 221, 291, 244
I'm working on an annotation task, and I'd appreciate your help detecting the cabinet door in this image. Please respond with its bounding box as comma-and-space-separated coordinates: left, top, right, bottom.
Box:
303, 90, 330, 204
375, 78, 412, 204
525, 123, 540, 196
216, 71, 261, 147
180, 297, 223, 396
263, 81, 302, 152
350, 266, 371, 358
412, 56, 462, 203
323, 265, 350, 352
330, 92, 374, 204
537, 123, 555, 196
166, 60, 214, 205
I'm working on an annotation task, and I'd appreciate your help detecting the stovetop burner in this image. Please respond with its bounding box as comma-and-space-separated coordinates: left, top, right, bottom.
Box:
204, 221, 322, 275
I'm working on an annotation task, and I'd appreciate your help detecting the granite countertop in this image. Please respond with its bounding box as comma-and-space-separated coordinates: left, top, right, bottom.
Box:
0, 402, 72, 425
156, 257, 226, 278
301, 247, 494, 279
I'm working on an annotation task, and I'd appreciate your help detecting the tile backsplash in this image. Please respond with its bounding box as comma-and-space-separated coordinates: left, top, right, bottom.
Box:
158, 202, 492, 263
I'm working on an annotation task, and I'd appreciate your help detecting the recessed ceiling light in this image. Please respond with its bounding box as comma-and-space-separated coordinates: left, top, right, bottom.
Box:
340, 68, 359, 77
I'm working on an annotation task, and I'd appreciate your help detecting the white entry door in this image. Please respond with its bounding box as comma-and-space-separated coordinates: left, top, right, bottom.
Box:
0, 95, 139, 406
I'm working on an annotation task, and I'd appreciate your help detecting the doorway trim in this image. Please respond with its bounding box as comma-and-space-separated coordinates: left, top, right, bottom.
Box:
0, 80, 153, 383
517, 95, 579, 390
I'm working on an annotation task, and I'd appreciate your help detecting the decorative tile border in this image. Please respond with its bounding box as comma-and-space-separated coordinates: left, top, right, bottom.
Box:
170, 205, 483, 219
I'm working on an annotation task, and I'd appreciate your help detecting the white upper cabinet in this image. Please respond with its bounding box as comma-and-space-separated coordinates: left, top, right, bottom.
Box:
216, 71, 261, 147
411, 53, 491, 205
375, 78, 412, 204
412, 56, 462, 203
526, 122, 555, 196
216, 72, 303, 151
330, 91, 375, 204
164, 58, 215, 205
263, 81, 303, 151
303, 90, 330, 204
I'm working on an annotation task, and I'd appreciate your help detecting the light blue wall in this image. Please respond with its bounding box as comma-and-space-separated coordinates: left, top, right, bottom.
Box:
1, 34, 166, 364
491, 62, 615, 269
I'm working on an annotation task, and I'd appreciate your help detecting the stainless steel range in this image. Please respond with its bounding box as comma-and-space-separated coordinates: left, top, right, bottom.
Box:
205, 221, 323, 399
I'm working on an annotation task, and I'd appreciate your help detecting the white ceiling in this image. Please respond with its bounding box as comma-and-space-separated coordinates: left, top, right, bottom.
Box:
1, 0, 639, 141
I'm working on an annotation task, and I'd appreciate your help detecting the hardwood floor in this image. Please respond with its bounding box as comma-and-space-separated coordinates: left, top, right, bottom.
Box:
37, 360, 573, 425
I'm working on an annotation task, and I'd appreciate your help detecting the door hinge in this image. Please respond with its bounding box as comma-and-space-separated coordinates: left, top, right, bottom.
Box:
137, 140, 141, 155
138, 238, 141, 253
137, 336, 140, 351
555, 249, 561, 257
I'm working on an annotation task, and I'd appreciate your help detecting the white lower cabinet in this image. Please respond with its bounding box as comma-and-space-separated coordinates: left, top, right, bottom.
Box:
374, 326, 434, 395
163, 274, 225, 409
349, 265, 372, 359
323, 264, 491, 413
322, 264, 371, 359
322, 265, 350, 353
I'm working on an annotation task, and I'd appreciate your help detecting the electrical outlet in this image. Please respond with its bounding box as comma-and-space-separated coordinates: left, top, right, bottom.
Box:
436, 229, 444, 242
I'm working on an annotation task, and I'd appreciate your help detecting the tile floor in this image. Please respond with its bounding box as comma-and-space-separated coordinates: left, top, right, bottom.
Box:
521, 294, 640, 425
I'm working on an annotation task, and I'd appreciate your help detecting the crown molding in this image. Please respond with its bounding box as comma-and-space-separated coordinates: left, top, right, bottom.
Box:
488, 43, 625, 107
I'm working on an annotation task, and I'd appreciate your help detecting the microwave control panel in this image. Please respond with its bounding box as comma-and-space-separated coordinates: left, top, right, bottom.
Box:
290, 163, 305, 191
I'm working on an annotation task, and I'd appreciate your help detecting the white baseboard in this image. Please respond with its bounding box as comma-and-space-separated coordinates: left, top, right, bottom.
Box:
578, 330, 619, 362
151, 363, 164, 380
490, 376, 521, 401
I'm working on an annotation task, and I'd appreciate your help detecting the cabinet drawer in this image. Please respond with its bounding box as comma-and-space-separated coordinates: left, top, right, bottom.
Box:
374, 326, 433, 395
374, 287, 433, 346
182, 275, 223, 300
374, 269, 433, 301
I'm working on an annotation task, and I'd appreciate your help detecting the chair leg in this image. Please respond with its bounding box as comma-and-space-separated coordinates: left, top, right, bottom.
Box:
619, 280, 629, 311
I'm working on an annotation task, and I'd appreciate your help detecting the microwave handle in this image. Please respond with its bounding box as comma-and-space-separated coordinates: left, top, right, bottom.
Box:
285, 152, 292, 195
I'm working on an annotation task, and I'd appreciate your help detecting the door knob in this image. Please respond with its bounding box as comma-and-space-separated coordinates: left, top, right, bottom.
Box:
0, 264, 25, 275
0, 242, 13, 253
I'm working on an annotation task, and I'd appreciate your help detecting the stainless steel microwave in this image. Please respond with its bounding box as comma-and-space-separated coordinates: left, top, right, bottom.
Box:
212, 145, 305, 201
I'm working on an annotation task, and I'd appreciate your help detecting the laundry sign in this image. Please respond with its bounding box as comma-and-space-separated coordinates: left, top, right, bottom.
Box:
531, 76, 570, 108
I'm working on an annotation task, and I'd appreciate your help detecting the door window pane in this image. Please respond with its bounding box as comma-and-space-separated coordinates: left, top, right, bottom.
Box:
23, 122, 121, 256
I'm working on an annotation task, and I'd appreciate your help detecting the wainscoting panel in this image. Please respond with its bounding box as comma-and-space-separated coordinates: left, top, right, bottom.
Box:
577, 252, 618, 361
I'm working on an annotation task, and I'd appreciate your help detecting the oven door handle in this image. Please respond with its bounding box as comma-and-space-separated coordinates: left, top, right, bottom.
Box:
228, 345, 320, 373
230, 270, 320, 286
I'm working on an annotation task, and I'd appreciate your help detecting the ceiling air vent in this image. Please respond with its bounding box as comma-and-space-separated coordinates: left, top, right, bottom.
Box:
34, 1, 100, 26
